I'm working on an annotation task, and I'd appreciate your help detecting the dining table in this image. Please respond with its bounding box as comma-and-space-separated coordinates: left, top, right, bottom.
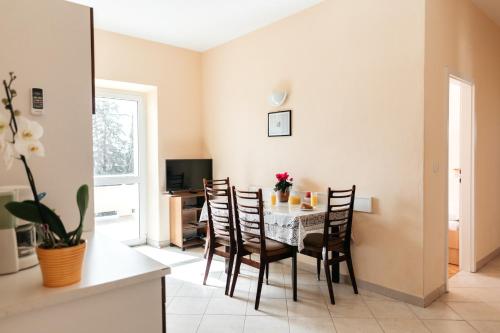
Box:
199, 201, 342, 283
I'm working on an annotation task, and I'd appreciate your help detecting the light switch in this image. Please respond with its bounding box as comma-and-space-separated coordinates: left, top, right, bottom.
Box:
354, 197, 372, 213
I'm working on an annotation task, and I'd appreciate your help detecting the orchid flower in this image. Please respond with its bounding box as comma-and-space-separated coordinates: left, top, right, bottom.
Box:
15, 139, 45, 158
15, 116, 43, 141
13, 116, 45, 158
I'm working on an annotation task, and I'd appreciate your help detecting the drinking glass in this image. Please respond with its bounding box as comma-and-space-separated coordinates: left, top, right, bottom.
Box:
310, 192, 319, 207
270, 191, 277, 206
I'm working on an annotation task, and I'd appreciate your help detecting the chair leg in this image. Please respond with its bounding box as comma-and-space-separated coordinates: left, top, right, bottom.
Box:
332, 251, 340, 283
255, 262, 266, 310
203, 246, 214, 285
225, 251, 235, 295
229, 255, 242, 297
203, 224, 210, 259
292, 247, 297, 301
265, 263, 269, 285
323, 254, 335, 304
316, 257, 321, 281
346, 254, 358, 294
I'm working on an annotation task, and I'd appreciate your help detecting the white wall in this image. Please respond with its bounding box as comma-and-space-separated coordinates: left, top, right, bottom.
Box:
0, 0, 94, 232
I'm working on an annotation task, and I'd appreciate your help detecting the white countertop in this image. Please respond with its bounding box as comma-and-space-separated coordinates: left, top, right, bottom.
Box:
0, 232, 170, 319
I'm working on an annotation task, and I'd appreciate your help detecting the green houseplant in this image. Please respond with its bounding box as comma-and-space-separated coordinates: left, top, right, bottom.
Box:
1, 72, 89, 287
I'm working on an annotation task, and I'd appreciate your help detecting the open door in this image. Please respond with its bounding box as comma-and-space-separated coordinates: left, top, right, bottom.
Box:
447, 76, 475, 280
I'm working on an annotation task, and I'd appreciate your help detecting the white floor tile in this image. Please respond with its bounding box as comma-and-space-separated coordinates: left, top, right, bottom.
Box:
377, 319, 430, 333
447, 302, 500, 320
246, 298, 288, 316
205, 297, 248, 315
422, 320, 477, 333
329, 300, 374, 318
289, 316, 337, 333
166, 315, 202, 333
243, 316, 290, 333
468, 320, 500, 333
437, 288, 482, 303
409, 301, 461, 320
333, 318, 383, 333
197, 315, 245, 333
176, 282, 215, 298
365, 301, 416, 319
166, 297, 210, 315
250, 282, 287, 298
286, 297, 330, 317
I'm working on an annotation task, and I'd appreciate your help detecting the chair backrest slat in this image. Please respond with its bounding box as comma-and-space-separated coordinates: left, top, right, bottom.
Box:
323, 185, 356, 247
204, 178, 235, 246
232, 187, 267, 255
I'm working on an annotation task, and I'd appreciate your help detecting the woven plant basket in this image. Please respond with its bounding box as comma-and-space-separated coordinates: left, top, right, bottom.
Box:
36, 240, 86, 287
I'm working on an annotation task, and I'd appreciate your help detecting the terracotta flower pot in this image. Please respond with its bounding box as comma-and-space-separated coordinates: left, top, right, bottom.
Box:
276, 189, 290, 203
36, 240, 86, 288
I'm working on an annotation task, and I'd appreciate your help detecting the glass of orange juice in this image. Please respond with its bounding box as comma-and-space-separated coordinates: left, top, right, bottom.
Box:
310, 192, 318, 207
270, 191, 277, 206
289, 191, 300, 205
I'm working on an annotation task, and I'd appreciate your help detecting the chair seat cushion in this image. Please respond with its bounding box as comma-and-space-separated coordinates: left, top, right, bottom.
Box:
302, 233, 343, 252
243, 238, 290, 256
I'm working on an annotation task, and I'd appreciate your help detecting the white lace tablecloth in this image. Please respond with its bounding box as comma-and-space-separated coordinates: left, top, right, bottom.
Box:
199, 202, 326, 251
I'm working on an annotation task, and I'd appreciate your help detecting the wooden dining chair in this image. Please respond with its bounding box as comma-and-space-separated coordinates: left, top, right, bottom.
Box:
203, 178, 236, 295
300, 186, 357, 304
230, 187, 297, 310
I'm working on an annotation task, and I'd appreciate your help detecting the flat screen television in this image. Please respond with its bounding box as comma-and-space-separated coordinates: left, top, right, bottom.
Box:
166, 159, 212, 193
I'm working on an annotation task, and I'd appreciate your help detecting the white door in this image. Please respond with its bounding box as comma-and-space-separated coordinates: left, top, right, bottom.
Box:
92, 90, 146, 245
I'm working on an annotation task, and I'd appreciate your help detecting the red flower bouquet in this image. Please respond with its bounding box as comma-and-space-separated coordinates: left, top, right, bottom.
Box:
274, 172, 293, 202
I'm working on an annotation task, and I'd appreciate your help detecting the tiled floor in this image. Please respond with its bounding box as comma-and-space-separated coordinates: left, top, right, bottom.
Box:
136, 246, 500, 332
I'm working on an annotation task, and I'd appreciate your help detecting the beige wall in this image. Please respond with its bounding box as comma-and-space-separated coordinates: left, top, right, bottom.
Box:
424, 0, 500, 294
0, 0, 94, 232
94, 30, 204, 244
202, 0, 426, 297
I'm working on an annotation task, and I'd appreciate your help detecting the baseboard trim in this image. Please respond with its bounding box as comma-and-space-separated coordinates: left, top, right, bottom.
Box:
423, 284, 446, 307
284, 260, 439, 307
476, 246, 500, 271
147, 238, 170, 248
340, 273, 433, 307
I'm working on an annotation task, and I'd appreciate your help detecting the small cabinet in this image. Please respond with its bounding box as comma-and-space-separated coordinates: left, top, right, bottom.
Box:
168, 191, 206, 250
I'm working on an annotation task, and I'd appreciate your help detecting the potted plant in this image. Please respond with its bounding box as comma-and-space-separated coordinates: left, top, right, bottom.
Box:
274, 172, 293, 202
1, 72, 89, 287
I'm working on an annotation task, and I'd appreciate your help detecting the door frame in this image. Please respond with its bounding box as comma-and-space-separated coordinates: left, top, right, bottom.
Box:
94, 88, 147, 246
445, 72, 476, 287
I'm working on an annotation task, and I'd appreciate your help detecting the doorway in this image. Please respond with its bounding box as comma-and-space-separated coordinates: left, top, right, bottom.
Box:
447, 76, 475, 279
92, 89, 147, 245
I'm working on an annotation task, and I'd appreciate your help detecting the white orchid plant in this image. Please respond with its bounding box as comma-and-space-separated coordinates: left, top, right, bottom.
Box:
1, 72, 88, 249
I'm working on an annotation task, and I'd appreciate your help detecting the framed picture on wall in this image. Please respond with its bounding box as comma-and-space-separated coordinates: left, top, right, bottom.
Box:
268, 110, 292, 137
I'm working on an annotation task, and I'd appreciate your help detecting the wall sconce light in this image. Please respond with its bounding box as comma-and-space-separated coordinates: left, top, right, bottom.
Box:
268, 90, 287, 107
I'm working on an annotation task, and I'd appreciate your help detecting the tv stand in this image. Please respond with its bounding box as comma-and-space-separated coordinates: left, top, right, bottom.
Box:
167, 191, 206, 250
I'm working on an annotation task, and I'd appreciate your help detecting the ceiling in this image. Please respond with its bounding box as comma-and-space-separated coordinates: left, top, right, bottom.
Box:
67, 0, 323, 51
472, 0, 500, 26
